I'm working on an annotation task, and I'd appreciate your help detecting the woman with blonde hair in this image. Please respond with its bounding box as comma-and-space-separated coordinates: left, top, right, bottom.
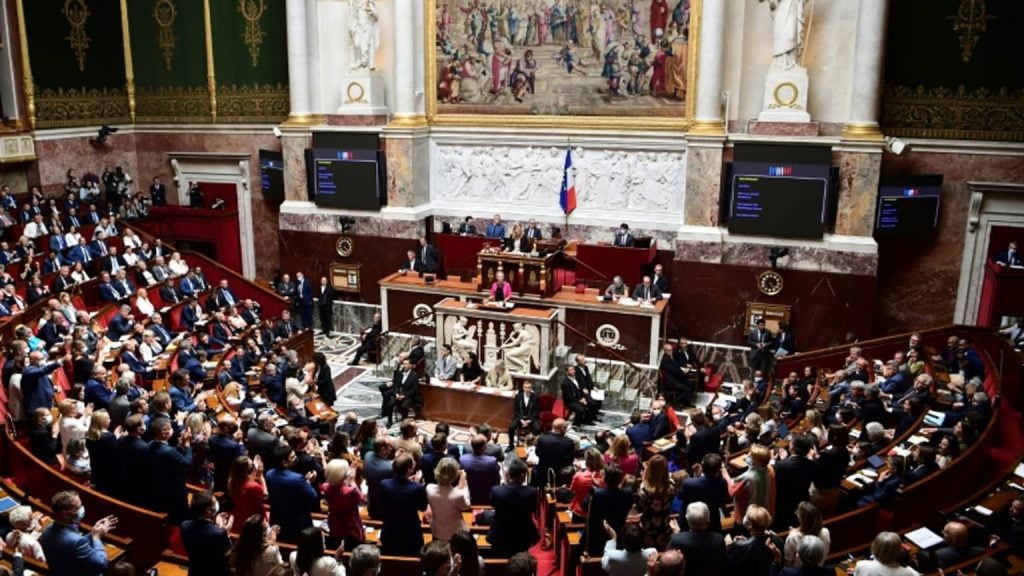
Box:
804, 409, 827, 448
322, 458, 365, 550
634, 454, 674, 550
604, 434, 639, 477
426, 457, 472, 540
853, 532, 919, 576
85, 409, 119, 494
223, 381, 245, 412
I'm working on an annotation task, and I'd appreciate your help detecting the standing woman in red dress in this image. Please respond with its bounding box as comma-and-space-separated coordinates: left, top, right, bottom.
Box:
228, 455, 268, 531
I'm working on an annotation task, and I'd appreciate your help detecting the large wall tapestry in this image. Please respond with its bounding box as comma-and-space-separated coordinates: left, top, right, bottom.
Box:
882, 0, 1024, 142
427, 0, 700, 129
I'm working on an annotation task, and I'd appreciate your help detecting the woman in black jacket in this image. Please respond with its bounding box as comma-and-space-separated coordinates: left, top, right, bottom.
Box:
810, 425, 850, 516
28, 407, 60, 467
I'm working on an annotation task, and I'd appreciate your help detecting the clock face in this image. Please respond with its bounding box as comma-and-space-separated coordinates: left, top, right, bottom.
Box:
336, 236, 354, 258
757, 270, 784, 296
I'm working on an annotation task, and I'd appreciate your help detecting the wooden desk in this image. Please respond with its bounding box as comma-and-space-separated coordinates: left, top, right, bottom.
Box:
420, 379, 516, 429
478, 250, 557, 298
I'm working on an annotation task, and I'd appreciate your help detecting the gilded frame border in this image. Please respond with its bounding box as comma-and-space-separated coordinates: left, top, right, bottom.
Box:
424, 0, 701, 130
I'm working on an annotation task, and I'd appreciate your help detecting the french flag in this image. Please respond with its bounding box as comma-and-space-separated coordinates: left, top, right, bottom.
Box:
560, 147, 577, 215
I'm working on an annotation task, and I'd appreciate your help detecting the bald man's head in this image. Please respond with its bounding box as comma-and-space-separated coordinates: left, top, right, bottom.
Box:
655, 550, 684, 576
553, 418, 568, 434
943, 521, 969, 546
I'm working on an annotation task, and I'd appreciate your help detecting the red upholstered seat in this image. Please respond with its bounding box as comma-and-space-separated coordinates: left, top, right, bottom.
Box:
538, 394, 557, 431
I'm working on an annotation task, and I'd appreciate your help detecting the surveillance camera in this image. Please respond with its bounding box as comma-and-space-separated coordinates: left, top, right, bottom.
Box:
885, 137, 908, 156
272, 126, 283, 139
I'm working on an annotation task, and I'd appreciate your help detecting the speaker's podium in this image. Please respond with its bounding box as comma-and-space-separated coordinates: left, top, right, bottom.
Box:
978, 261, 1024, 326
477, 250, 557, 297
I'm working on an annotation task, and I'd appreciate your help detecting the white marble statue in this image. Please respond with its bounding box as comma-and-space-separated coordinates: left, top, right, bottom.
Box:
502, 322, 537, 373
349, 0, 380, 71
451, 316, 478, 358
761, 0, 807, 70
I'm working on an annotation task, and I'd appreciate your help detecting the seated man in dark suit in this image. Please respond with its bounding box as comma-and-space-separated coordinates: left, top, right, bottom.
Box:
180, 492, 232, 576
457, 216, 477, 235
660, 344, 695, 407
561, 366, 596, 424
991, 495, 1024, 549
489, 458, 540, 557
613, 223, 635, 247
631, 275, 662, 303
507, 380, 541, 450
904, 444, 939, 485
407, 336, 425, 366
668, 501, 727, 576
625, 410, 655, 454
350, 312, 382, 365
261, 363, 285, 406
398, 249, 424, 275
395, 357, 421, 421
98, 272, 120, 303
160, 278, 182, 305
106, 304, 135, 340
274, 310, 299, 340
993, 241, 1021, 266
935, 521, 985, 568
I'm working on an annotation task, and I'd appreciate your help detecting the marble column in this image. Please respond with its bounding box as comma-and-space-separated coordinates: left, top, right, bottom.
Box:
842, 0, 889, 140
281, 129, 312, 202
833, 144, 882, 237
390, 0, 423, 125
285, 0, 312, 120
690, 0, 726, 135
304, 0, 322, 113
684, 137, 724, 228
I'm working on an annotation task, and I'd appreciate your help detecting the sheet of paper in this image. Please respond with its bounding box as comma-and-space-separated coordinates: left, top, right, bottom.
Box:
590, 389, 606, 402
974, 505, 993, 516
1014, 462, 1024, 479
905, 527, 944, 549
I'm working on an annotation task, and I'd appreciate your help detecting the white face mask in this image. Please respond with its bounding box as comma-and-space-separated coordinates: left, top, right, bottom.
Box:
43, 414, 53, 425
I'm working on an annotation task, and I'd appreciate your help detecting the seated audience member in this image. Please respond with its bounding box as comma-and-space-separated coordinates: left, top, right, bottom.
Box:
489, 458, 540, 557
180, 492, 233, 576
508, 380, 541, 450
486, 359, 513, 389
853, 532, 919, 576
857, 454, 905, 508
379, 453, 428, 556
934, 521, 984, 568
668, 502, 726, 576
457, 216, 477, 235
433, 343, 458, 380
625, 410, 654, 454
456, 351, 483, 385
39, 490, 116, 576
725, 505, 784, 576
904, 444, 940, 485
991, 495, 1024, 549
421, 540, 459, 576
562, 365, 597, 424
398, 249, 423, 274
632, 275, 661, 303
601, 521, 657, 576
427, 457, 472, 540
604, 276, 628, 299
460, 435, 501, 505
485, 214, 506, 238
349, 312, 381, 366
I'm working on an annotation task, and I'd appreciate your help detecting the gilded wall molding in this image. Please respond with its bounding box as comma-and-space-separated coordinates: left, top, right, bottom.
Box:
882, 84, 1024, 142
948, 0, 995, 63
135, 85, 211, 123
62, 0, 91, 71
216, 83, 288, 122
34, 86, 130, 129
238, 0, 267, 67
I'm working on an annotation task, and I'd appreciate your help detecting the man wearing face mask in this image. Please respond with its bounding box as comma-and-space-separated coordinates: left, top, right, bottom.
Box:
38, 490, 117, 576
180, 492, 233, 576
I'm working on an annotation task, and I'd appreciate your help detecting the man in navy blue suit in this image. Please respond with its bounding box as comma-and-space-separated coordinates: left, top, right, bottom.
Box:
180, 491, 233, 576
678, 453, 730, 532
147, 417, 193, 524
168, 370, 207, 417
489, 458, 539, 557
459, 435, 501, 505
106, 304, 134, 340
98, 272, 120, 303
994, 241, 1021, 267
379, 453, 428, 557
66, 238, 94, 264
117, 414, 150, 505
38, 490, 116, 576
265, 444, 319, 542
295, 272, 314, 329
22, 350, 68, 413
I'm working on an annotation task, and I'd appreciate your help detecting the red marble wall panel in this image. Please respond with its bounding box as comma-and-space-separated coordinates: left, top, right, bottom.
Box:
876, 152, 1024, 334
278, 230, 419, 304
666, 261, 877, 351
